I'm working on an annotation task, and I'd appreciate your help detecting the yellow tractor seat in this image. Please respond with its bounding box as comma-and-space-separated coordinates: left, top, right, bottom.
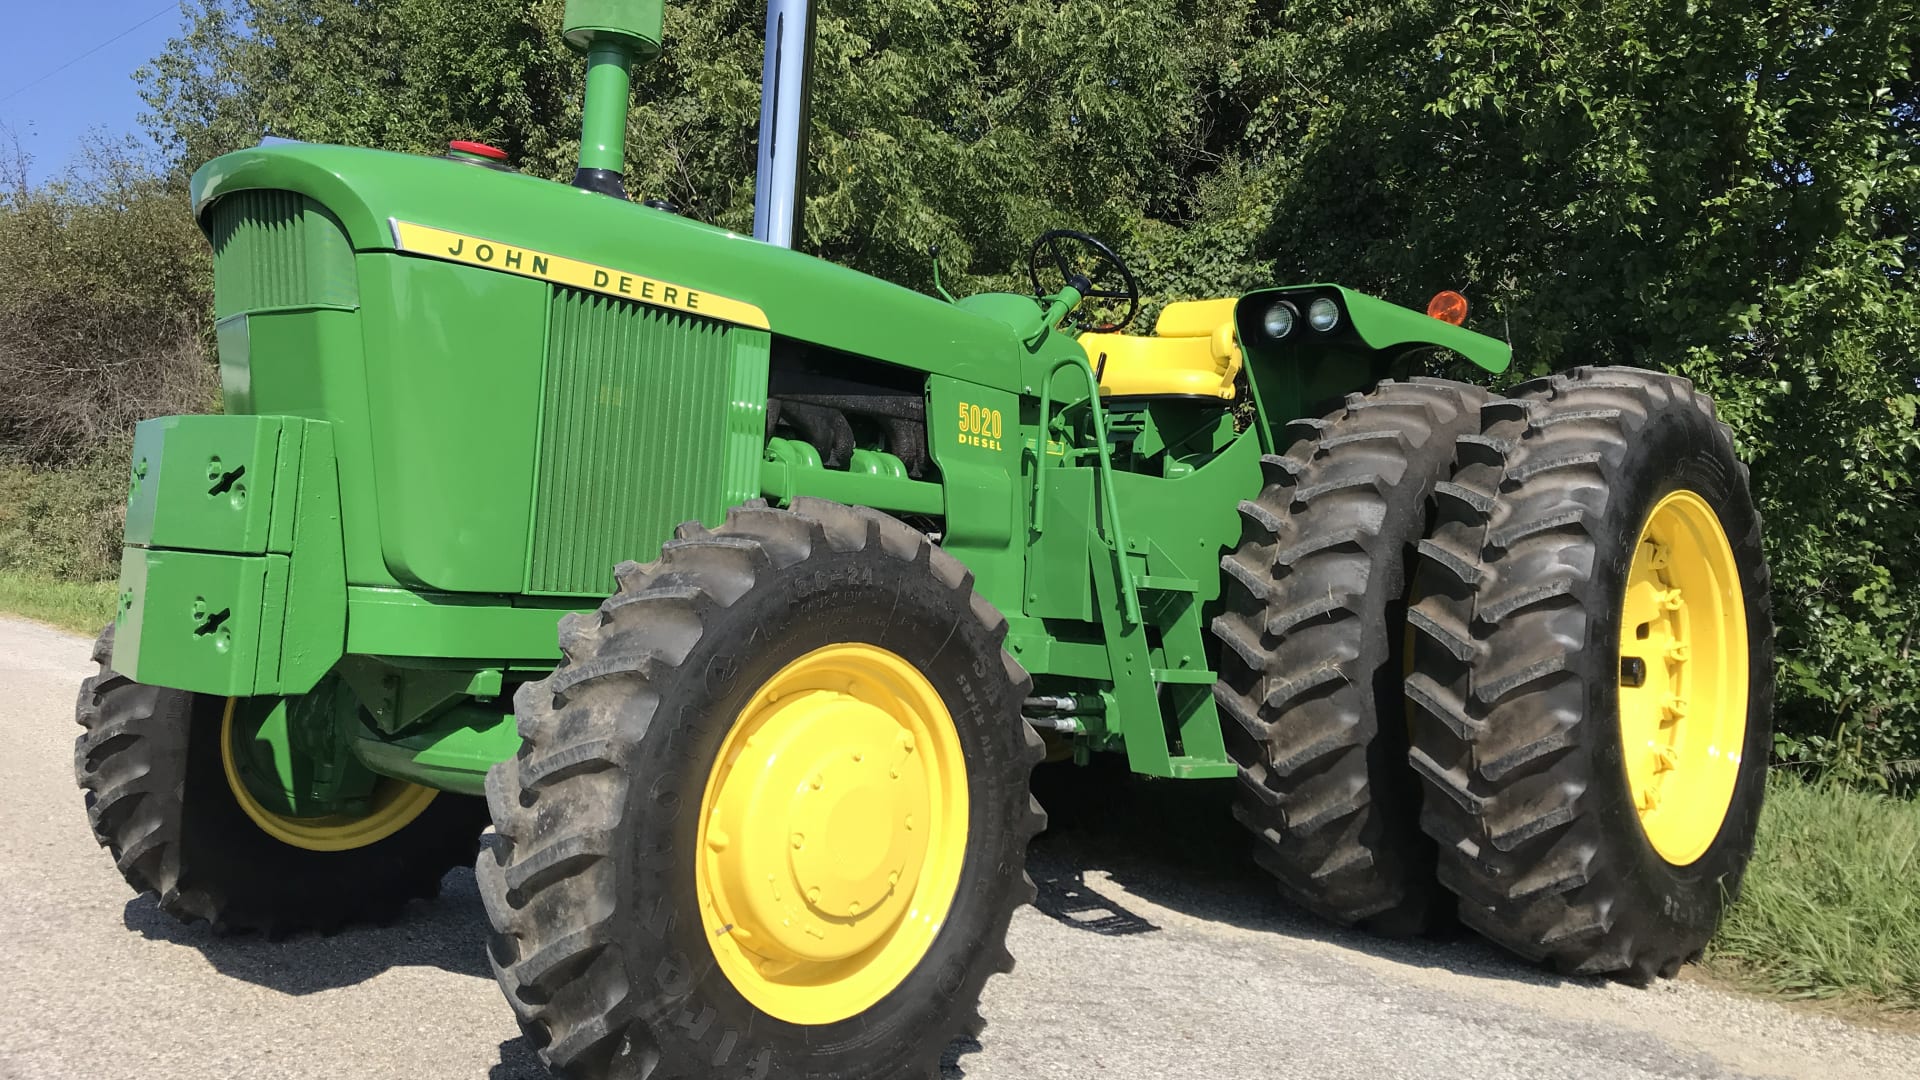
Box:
1079, 298, 1243, 400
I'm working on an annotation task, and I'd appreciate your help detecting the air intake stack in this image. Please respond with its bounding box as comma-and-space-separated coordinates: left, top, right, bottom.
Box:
562, 0, 665, 198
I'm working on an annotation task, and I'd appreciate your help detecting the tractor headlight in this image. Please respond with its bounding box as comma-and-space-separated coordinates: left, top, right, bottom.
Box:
1263, 301, 1298, 339
1307, 297, 1341, 332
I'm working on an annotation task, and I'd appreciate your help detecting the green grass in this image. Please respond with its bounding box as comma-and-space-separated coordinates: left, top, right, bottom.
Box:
0, 571, 117, 635
1705, 773, 1920, 1011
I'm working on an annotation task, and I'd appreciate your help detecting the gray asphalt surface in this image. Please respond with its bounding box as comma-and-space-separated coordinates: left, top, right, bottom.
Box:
2, 614, 1912, 1080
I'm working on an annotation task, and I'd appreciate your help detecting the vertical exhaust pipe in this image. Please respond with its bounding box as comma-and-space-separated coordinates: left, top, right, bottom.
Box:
752, 0, 817, 248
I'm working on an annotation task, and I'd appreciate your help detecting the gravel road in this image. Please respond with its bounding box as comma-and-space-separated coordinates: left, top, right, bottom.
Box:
2, 614, 1911, 1080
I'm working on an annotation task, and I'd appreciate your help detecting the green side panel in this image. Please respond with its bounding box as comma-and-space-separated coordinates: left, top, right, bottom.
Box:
115, 547, 272, 697
124, 415, 282, 555
528, 288, 733, 595
207, 190, 358, 319
245, 308, 390, 587
924, 377, 1024, 616
278, 420, 348, 692
356, 255, 547, 592
1108, 430, 1264, 597
216, 315, 251, 410
725, 331, 773, 509
1026, 468, 1095, 621
346, 586, 582, 661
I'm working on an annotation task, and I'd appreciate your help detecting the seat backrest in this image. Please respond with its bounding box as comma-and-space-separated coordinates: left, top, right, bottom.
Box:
1080, 297, 1242, 400
1153, 298, 1239, 339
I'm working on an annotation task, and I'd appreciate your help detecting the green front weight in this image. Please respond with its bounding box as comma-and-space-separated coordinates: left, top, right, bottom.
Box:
115, 547, 282, 698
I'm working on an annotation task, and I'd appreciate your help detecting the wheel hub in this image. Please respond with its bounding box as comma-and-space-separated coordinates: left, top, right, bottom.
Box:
1617, 489, 1749, 866
707, 691, 931, 963
696, 644, 968, 1025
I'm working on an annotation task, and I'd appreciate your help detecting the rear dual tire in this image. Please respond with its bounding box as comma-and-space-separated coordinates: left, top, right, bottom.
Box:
1405, 367, 1773, 977
1212, 378, 1487, 933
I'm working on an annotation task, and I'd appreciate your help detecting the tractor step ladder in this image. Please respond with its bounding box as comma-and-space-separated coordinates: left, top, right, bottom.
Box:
1034, 359, 1234, 779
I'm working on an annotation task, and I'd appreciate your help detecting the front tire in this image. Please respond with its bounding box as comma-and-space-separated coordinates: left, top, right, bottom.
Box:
1406, 367, 1773, 978
73, 626, 488, 934
481, 499, 1043, 1080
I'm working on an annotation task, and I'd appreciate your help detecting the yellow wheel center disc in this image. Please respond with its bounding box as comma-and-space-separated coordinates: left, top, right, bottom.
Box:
1617, 490, 1749, 866
697, 644, 968, 1025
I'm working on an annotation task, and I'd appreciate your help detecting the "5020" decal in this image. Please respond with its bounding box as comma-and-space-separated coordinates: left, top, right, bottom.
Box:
957, 402, 1004, 451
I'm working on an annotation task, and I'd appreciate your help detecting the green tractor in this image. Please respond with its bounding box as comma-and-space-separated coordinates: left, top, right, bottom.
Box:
73, 1, 1773, 1076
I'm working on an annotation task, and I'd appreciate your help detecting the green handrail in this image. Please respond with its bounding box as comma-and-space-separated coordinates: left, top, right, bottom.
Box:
1032, 356, 1143, 627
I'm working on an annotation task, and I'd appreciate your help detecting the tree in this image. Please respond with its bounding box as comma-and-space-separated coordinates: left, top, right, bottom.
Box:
128, 0, 1920, 783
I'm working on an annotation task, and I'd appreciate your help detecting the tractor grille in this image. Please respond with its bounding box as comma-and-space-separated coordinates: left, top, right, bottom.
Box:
206, 190, 358, 318
527, 287, 734, 595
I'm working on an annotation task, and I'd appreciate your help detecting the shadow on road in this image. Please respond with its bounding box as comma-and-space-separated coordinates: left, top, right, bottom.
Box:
1026, 756, 1598, 993
122, 864, 496, 993
489, 1038, 545, 1079
1032, 870, 1159, 936
120, 754, 1594, 1078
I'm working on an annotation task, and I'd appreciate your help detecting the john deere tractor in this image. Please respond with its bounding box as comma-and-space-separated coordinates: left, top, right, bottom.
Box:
73, 2, 1773, 1076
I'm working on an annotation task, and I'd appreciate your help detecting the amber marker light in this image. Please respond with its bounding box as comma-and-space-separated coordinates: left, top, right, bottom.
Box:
1427, 290, 1470, 326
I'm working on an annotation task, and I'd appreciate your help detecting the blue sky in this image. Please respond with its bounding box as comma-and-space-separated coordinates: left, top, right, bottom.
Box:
0, 1, 189, 184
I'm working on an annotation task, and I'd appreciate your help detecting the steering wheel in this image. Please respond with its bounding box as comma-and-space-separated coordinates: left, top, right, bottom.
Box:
1027, 229, 1140, 333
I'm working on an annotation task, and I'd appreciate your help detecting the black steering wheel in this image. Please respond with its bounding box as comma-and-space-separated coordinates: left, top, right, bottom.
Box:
1027, 229, 1140, 334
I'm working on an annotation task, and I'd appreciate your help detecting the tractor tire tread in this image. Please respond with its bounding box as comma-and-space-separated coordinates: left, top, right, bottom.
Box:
1212, 379, 1489, 933
1406, 365, 1773, 977
481, 499, 1040, 1080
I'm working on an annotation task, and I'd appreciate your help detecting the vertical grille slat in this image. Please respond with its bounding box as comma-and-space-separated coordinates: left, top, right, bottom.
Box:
206, 190, 357, 318
529, 288, 734, 596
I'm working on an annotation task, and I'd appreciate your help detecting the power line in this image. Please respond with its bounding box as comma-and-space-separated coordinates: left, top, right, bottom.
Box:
0, 3, 179, 108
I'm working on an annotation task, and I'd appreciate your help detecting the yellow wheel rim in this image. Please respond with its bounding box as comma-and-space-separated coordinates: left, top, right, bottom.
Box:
695, 644, 969, 1025
1618, 490, 1749, 866
220, 698, 439, 853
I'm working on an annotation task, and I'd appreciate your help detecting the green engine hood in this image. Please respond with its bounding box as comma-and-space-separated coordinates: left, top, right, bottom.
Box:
192, 142, 1024, 390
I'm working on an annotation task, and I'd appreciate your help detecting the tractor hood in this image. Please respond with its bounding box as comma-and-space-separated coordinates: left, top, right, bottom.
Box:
192, 142, 1024, 390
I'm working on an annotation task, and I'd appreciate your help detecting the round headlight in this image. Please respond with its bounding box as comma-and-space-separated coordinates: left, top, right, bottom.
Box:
1307, 297, 1341, 332
1263, 301, 1298, 338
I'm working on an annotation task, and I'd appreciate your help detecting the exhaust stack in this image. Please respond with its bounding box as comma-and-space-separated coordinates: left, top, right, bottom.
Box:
752, 0, 817, 248
562, 0, 664, 198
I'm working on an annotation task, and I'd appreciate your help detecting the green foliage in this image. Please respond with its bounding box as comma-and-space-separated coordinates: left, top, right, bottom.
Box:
0, 135, 218, 467
0, 449, 133, 583
1707, 774, 1920, 1008
25, 0, 1919, 784
1224, 0, 1920, 786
